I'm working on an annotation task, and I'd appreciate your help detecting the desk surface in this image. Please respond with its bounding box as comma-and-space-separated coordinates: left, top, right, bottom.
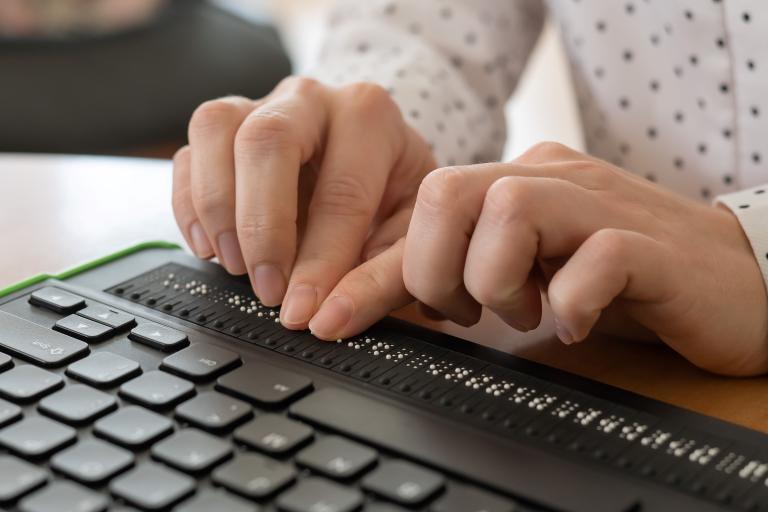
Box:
2, 153, 767, 433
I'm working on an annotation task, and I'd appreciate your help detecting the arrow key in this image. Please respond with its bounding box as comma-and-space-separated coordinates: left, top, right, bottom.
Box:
29, 287, 85, 314
54, 315, 113, 342
129, 323, 188, 352
77, 305, 135, 330
151, 428, 232, 474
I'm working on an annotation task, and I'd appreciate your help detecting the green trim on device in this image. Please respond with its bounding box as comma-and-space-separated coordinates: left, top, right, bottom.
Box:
0, 240, 181, 298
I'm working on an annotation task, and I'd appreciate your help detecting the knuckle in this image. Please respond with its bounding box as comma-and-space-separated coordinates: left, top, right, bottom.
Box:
189, 99, 245, 136
311, 175, 373, 219
567, 161, 615, 186
234, 108, 296, 153
517, 141, 570, 162
416, 167, 469, 216
589, 229, 631, 264
172, 145, 190, 166
343, 82, 399, 119
192, 187, 232, 219
483, 177, 536, 225
237, 211, 292, 243
279, 75, 323, 96
464, 276, 506, 308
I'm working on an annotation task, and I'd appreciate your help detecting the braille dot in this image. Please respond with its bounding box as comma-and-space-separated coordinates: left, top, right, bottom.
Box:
623, 50, 633, 61
619, 97, 630, 109
626, 3, 635, 14
647, 127, 657, 139
716, 37, 725, 48
751, 106, 760, 117
674, 157, 684, 169
596, 20, 606, 32
723, 175, 733, 185
689, 55, 698, 66
649, 80, 660, 91
752, 153, 762, 164
650, 34, 660, 45
743, 12, 751, 22
697, 143, 707, 154
674, 111, 684, 123
684, 10, 693, 20
722, 128, 732, 139
719, 83, 729, 93
739, 204, 751, 209
747, 60, 755, 71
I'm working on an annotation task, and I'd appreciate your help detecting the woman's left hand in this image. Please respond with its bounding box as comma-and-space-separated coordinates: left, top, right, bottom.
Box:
309, 142, 768, 376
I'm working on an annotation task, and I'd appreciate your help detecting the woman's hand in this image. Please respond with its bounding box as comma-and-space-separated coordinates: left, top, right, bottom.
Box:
312, 142, 768, 376
172, 77, 435, 330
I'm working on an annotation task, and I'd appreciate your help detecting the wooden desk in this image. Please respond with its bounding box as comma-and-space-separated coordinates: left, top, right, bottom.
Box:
2, 153, 767, 433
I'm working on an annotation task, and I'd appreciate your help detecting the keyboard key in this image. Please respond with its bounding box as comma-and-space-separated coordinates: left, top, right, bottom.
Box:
0, 455, 47, 503
0, 365, 63, 402
216, 364, 312, 407
51, 439, 134, 484
362, 460, 445, 506
0, 311, 88, 367
151, 428, 232, 473
429, 484, 516, 512
0, 397, 21, 427
110, 462, 195, 510
77, 305, 135, 330
175, 391, 252, 432
296, 435, 377, 479
212, 452, 296, 499
129, 323, 188, 351
176, 490, 257, 512
29, 287, 85, 314
38, 385, 117, 425
0, 352, 12, 372
53, 315, 113, 342
234, 414, 313, 454
161, 343, 241, 381
0, 416, 76, 458
18, 480, 108, 512
366, 504, 409, 512
66, 352, 141, 387
94, 406, 173, 448
276, 477, 363, 512
119, 370, 194, 409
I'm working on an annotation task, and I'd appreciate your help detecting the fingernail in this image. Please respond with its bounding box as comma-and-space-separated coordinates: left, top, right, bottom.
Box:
253, 264, 286, 306
554, 317, 575, 345
309, 295, 354, 338
281, 284, 317, 327
217, 231, 247, 275
189, 221, 213, 258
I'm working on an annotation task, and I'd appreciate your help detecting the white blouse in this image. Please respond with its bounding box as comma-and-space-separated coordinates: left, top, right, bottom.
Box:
311, 0, 768, 288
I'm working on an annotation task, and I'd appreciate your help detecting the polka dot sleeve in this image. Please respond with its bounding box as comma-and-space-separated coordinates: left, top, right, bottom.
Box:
308, 0, 546, 166
716, 186, 768, 290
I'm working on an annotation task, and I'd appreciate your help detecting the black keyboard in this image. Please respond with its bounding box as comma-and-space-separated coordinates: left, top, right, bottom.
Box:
0, 247, 766, 512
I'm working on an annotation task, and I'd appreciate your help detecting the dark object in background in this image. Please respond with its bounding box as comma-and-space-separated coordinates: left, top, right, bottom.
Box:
0, 1, 291, 153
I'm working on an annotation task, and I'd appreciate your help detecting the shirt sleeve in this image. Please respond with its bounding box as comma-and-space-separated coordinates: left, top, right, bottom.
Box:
716, 186, 768, 288
308, 0, 546, 167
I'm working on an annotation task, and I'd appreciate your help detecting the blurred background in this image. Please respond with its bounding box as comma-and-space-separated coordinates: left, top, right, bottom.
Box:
0, 0, 583, 160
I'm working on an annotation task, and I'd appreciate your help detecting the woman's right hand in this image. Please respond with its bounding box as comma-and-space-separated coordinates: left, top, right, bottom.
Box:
172, 77, 436, 333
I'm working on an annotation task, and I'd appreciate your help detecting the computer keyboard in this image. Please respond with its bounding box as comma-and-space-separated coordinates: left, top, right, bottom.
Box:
0, 245, 767, 512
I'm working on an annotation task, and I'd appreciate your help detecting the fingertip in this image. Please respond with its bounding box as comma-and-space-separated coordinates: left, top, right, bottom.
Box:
308, 294, 354, 340
189, 221, 214, 259
217, 231, 247, 275
280, 284, 318, 329
252, 264, 287, 307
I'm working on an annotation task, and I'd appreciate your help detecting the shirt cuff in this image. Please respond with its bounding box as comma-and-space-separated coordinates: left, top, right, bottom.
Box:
715, 184, 768, 286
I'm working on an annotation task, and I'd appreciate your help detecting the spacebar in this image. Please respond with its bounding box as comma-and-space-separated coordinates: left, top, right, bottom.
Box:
290, 387, 638, 512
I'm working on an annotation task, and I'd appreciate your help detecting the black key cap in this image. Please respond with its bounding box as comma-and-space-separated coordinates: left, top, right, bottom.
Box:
66, 352, 141, 387
128, 323, 189, 351
54, 315, 113, 342
212, 453, 296, 499
217, 364, 312, 407
0, 455, 47, 503
51, 439, 134, 484
77, 305, 135, 330
296, 435, 377, 479
362, 460, 444, 506
430, 484, 516, 512
110, 462, 195, 510
119, 370, 194, 409
18, 480, 108, 512
39, 385, 117, 425
151, 428, 232, 473
29, 287, 84, 314
176, 490, 257, 512
277, 477, 363, 512
234, 414, 313, 454
175, 391, 252, 432
366, 504, 409, 512
161, 343, 240, 382
0, 352, 12, 372
0, 397, 21, 427
0, 416, 76, 458
0, 365, 63, 402
0, 311, 89, 367
94, 405, 173, 448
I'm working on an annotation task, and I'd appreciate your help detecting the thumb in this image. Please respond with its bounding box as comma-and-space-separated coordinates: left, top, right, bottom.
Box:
308, 238, 413, 340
